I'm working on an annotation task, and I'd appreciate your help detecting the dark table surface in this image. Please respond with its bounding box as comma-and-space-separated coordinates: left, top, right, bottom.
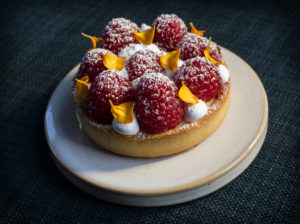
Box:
1, 0, 299, 223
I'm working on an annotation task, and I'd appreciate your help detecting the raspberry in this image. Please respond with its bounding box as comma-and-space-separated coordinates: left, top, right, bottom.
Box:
208, 41, 223, 62
135, 73, 183, 133
86, 70, 133, 124
174, 56, 222, 102
153, 14, 187, 52
177, 33, 222, 61
177, 33, 207, 60
125, 50, 164, 81
78, 48, 111, 81
101, 18, 139, 55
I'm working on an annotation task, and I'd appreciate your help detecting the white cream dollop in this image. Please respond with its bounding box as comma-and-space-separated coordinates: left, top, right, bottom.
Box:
218, 65, 230, 84
112, 114, 140, 135
118, 43, 161, 59
120, 69, 129, 79
140, 23, 152, 31
184, 100, 208, 122
164, 59, 184, 80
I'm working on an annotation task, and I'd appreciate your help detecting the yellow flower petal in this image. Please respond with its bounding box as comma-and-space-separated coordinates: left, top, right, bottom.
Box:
81, 33, 102, 49
134, 25, 155, 45
178, 81, 199, 105
103, 53, 126, 71
204, 37, 223, 65
75, 76, 89, 101
160, 49, 181, 71
110, 100, 135, 124
189, 22, 205, 37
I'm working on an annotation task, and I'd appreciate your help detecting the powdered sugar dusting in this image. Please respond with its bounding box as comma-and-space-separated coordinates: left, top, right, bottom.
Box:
137, 73, 177, 95
91, 71, 129, 93
174, 56, 222, 102
102, 18, 138, 34
153, 14, 187, 51
177, 33, 222, 61
76, 14, 229, 135
177, 33, 208, 60
119, 43, 161, 59
101, 18, 139, 54
81, 48, 110, 66
125, 50, 164, 81
135, 72, 183, 133
78, 48, 112, 81
86, 69, 133, 124
176, 56, 215, 81
91, 82, 229, 137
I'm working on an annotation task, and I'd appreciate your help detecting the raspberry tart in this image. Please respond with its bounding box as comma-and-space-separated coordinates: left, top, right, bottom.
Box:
74, 14, 230, 157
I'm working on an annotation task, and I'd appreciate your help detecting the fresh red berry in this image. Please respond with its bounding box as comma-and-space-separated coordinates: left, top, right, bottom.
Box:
78, 48, 112, 81
177, 33, 222, 61
153, 14, 187, 52
86, 70, 133, 124
135, 73, 183, 133
101, 18, 139, 55
125, 50, 164, 81
208, 41, 223, 62
174, 56, 222, 102
177, 33, 207, 60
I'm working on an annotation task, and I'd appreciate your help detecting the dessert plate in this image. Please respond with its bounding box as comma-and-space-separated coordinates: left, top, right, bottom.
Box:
44, 47, 268, 207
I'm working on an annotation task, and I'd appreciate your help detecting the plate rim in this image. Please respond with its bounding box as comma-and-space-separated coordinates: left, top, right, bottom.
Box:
44, 47, 268, 196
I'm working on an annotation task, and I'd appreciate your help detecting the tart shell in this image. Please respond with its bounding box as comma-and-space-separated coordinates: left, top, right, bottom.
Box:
76, 82, 230, 158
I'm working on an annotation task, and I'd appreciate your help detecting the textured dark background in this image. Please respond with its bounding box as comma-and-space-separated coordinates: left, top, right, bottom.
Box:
1, 0, 299, 223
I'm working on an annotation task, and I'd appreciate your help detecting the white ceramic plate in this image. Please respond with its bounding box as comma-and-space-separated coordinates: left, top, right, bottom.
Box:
44, 48, 268, 206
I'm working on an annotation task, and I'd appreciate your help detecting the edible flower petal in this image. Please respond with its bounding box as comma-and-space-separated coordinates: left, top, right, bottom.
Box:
134, 25, 155, 45
81, 33, 102, 49
103, 54, 126, 71
75, 76, 89, 101
189, 22, 205, 37
109, 100, 135, 124
160, 49, 181, 71
178, 81, 199, 105
204, 37, 223, 65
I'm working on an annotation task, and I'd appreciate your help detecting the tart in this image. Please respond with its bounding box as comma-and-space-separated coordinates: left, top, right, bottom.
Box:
73, 14, 231, 158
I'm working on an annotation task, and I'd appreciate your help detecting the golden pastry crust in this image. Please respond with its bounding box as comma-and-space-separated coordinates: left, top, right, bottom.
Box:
76, 81, 230, 158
